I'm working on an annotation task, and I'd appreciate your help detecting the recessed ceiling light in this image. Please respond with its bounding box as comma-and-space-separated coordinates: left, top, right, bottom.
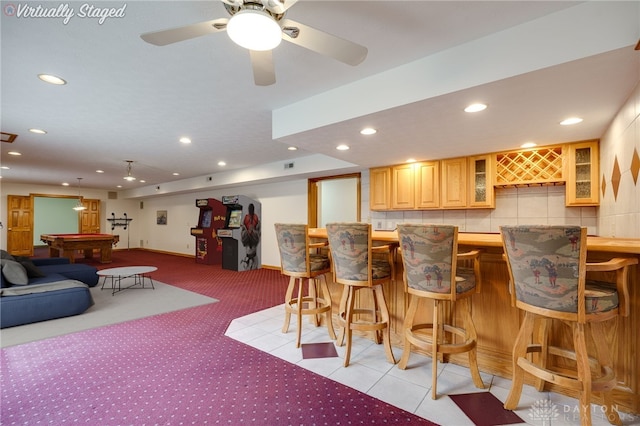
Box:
62, 182, 70, 186
8, 151, 21, 156
29, 128, 47, 134
139, 180, 146, 183
464, 103, 487, 113
179, 137, 191, 144
406, 158, 417, 163
336, 144, 350, 151
560, 117, 583, 125
521, 142, 537, 149
360, 127, 377, 135
218, 161, 226, 166
172, 172, 180, 176
287, 146, 297, 151
116, 185, 123, 188
96, 170, 104, 173
38, 74, 67, 85
1, 166, 9, 170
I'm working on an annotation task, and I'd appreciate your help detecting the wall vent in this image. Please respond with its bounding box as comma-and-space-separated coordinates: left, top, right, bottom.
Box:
1, 132, 17, 143
284, 162, 294, 170
140, 201, 144, 209
108, 191, 117, 199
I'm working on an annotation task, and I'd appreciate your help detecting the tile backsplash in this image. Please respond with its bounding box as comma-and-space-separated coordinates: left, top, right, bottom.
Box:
368, 185, 598, 235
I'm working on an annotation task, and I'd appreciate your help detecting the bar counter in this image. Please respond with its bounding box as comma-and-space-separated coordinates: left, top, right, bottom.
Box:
308, 228, 640, 415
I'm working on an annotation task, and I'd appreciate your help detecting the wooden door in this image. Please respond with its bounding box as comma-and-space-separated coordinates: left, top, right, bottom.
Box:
80, 199, 101, 233
6, 195, 33, 256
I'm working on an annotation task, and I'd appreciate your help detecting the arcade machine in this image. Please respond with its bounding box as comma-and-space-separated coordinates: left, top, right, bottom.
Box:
189, 198, 226, 264
218, 195, 261, 271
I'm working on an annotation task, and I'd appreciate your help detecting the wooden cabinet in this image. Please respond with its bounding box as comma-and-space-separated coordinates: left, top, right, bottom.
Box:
369, 140, 595, 211
441, 157, 467, 208
565, 140, 599, 206
415, 161, 440, 209
468, 155, 495, 208
391, 163, 415, 209
441, 155, 494, 209
369, 167, 391, 210
389, 162, 440, 210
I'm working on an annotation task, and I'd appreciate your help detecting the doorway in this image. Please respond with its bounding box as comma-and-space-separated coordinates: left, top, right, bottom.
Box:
6, 194, 101, 256
308, 173, 361, 228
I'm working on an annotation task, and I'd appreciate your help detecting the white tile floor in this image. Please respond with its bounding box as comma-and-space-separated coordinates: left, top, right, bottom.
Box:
225, 305, 639, 426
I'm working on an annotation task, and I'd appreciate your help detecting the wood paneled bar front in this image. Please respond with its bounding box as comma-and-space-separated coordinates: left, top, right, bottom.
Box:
308, 228, 640, 416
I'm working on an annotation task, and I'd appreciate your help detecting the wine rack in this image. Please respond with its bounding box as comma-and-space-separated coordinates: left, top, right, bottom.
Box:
495, 146, 564, 186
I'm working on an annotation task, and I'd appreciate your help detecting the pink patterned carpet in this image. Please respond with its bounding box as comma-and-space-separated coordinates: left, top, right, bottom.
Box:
1, 250, 435, 425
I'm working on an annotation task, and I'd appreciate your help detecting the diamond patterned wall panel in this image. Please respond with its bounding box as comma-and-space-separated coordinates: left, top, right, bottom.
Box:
631, 148, 640, 185
611, 156, 622, 201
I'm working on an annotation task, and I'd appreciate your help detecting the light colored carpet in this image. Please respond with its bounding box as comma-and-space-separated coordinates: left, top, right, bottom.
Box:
0, 279, 218, 348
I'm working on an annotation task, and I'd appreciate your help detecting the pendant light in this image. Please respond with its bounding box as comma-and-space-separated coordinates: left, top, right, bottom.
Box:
72, 178, 87, 211
123, 160, 136, 181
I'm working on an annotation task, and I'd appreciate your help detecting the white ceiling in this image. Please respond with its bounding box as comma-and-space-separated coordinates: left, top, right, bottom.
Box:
1, 1, 639, 191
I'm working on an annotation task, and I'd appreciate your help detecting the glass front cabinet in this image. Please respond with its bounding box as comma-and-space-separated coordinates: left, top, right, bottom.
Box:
565, 140, 599, 206
468, 154, 495, 208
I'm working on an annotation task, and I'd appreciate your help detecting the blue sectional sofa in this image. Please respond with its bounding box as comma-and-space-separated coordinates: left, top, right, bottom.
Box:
1, 252, 98, 328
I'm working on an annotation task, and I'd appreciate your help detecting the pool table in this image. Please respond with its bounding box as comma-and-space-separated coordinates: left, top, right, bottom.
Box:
40, 233, 120, 263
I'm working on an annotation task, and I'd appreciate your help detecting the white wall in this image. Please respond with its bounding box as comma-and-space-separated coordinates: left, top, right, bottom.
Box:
125, 179, 309, 267
598, 81, 640, 238
318, 177, 359, 227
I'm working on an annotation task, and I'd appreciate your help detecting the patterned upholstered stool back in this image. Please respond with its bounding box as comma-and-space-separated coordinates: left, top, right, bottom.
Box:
500, 225, 587, 319
397, 224, 462, 298
275, 223, 330, 277
326, 222, 377, 287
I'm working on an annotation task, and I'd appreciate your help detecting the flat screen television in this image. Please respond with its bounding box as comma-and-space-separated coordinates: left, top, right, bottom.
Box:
227, 209, 242, 228
201, 210, 212, 228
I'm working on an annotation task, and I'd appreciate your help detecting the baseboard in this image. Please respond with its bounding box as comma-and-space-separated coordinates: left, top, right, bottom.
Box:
112, 247, 281, 271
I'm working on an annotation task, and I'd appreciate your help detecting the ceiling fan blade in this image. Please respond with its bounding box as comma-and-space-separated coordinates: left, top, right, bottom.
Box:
220, 0, 243, 7
266, 0, 300, 14
140, 18, 228, 46
250, 50, 276, 86
280, 18, 367, 66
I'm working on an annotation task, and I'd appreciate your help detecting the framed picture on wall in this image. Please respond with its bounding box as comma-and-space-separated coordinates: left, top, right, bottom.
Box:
157, 210, 167, 225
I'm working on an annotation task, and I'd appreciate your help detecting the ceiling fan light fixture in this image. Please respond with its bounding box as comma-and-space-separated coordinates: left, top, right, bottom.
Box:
227, 9, 282, 51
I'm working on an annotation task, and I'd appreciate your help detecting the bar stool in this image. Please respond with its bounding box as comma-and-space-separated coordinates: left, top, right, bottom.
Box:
396, 223, 484, 399
500, 225, 637, 426
326, 222, 396, 367
274, 223, 336, 348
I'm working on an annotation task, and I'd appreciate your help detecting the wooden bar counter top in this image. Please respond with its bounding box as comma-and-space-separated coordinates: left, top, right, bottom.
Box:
308, 228, 640, 416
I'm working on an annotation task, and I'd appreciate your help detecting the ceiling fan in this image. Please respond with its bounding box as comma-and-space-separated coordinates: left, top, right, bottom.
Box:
140, 0, 368, 86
